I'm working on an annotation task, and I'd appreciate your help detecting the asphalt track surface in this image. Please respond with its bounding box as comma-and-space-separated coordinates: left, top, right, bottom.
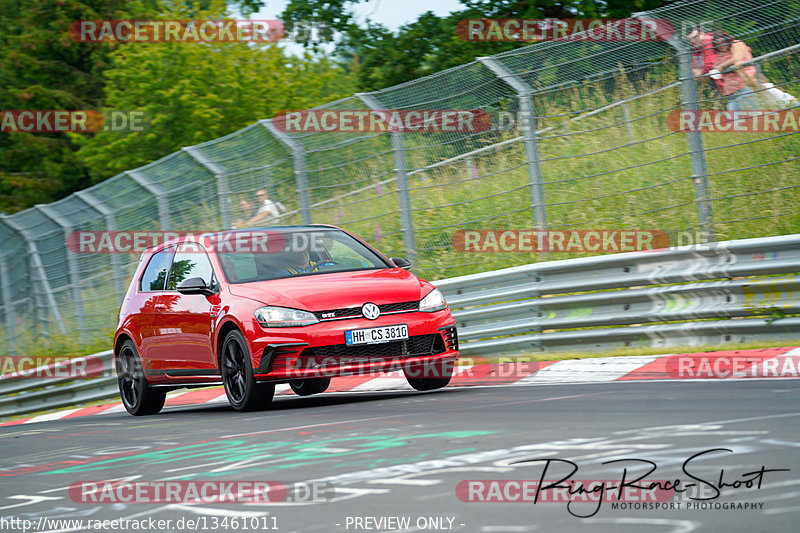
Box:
1, 379, 799, 533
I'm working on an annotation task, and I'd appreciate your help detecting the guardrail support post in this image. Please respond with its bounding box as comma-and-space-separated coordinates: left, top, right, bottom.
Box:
478, 57, 548, 234
260, 120, 312, 225
74, 191, 127, 304
183, 146, 232, 230
355, 92, 418, 268
635, 12, 715, 243
126, 170, 172, 231
35, 205, 88, 346
0, 249, 17, 354
0, 215, 66, 336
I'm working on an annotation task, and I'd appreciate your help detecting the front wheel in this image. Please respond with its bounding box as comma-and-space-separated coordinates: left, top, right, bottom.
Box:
404, 359, 454, 391
221, 329, 275, 411
290, 378, 331, 396
116, 340, 166, 416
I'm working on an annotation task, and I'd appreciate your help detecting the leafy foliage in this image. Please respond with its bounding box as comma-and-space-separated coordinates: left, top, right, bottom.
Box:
0, 0, 158, 213
73, 37, 356, 177
280, 0, 669, 91
0, 0, 351, 212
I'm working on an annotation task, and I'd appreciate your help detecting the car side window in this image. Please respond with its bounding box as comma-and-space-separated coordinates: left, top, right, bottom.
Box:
166, 245, 216, 291
139, 247, 175, 292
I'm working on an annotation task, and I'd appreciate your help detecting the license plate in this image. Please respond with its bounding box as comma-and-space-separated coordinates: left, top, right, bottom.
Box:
345, 324, 409, 346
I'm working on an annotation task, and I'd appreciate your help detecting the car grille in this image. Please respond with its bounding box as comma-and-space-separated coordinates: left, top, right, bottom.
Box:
313, 301, 418, 320
303, 333, 441, 361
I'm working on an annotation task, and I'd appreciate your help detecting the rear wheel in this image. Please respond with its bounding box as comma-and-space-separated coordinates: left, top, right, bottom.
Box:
290, 378, 331, 396
404, 359, 454, 391
221, 329, 275, 411
116, 340, 166, 416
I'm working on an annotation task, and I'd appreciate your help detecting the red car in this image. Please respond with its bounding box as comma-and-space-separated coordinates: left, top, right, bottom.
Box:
114, 225, 459, 415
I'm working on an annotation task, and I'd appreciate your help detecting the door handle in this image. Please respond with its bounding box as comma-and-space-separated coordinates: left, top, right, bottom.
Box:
154, 304, 167, 312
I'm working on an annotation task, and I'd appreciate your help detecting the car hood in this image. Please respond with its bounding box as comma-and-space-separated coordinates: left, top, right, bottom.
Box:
228, 268, 430, 310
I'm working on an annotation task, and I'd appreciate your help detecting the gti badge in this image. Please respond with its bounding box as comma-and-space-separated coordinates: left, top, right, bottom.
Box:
361, 302, 380, 320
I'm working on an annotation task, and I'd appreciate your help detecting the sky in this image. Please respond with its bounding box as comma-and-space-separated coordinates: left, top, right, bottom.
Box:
253, 0, 465, 31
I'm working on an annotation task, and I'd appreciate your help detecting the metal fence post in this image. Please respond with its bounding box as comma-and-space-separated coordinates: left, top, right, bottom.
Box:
0, 214, 66, 336
183, 146, 232, 230
622, 103, 635, 143
0, 248, 17, 354
635, 13, 715, 242
355, 92, 418, 267
477, 57, 548, 233
260, 119, 312, 225
35, 205, 87, 345
126, 170, 172, 231
74, 190, 127, 303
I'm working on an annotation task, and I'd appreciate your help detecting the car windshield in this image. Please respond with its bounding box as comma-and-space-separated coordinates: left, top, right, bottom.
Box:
216, 228, 393, 284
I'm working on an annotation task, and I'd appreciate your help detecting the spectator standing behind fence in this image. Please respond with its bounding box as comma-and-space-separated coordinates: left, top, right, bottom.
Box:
246, 189, 286, 226
709, 31, 762, 111
687, 27, 722, 92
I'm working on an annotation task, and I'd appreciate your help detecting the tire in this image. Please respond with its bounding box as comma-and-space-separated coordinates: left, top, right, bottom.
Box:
221, 329, 275, 411
116, 340, 166, 416
289, 378, 331, 396
404, 359, 454, 391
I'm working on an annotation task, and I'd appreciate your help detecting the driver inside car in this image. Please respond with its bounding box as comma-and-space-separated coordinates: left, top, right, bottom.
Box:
277, 247, 334, 276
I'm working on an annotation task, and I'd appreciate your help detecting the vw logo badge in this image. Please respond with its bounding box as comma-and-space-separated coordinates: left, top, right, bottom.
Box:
362, 302, 380, 320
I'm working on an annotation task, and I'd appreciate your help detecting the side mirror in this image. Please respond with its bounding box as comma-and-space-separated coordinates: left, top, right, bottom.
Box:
177, 277, 215, 296
390, 257, 411, 270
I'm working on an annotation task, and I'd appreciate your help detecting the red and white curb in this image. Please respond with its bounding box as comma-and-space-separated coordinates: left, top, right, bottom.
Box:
2, 346, 798, 427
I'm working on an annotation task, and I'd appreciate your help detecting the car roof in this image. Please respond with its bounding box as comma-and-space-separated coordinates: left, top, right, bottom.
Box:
144, 224, 342, 254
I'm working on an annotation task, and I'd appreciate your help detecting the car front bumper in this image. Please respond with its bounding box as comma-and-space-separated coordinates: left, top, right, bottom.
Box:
248, 311, 458, 382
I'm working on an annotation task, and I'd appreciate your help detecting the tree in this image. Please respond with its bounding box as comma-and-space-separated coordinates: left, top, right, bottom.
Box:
281, 0, 669, 91
0, 0, 159, 213
73, 36, 356, 178
0, 0, 267, 213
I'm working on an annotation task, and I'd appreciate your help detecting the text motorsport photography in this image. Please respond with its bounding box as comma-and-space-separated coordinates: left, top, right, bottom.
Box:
456, 449, 789, 517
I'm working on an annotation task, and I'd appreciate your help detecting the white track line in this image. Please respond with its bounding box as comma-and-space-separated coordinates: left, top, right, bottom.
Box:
516, 355, 660, 383
22, 408, 84, 424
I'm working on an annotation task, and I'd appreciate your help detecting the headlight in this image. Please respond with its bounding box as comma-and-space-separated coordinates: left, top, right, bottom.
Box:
255, 306, 319, 327
419, 288, 447, 312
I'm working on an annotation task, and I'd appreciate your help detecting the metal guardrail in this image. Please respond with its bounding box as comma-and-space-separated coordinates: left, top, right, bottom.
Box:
0, 351, 116, 417
434, 234, 800, 354
2, 234, 799, 418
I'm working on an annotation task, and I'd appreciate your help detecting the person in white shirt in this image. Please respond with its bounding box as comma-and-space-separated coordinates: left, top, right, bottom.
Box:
247, 189, 285, 226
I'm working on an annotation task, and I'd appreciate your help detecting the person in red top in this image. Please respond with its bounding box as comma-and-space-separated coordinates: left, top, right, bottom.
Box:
711, 31, 762, 110
687, 27, 722, 91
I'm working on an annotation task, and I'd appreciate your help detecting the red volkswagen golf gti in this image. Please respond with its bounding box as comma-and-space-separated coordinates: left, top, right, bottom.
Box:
114, 225, 459, 415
